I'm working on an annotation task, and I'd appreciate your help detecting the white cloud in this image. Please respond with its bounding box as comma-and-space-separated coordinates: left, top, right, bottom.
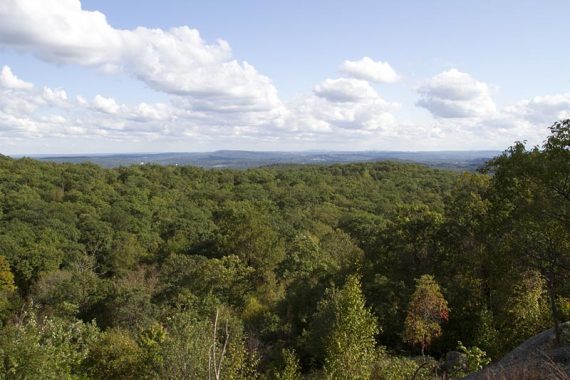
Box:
0, 0, 566, 154
76, 95, 88, 106
416, 69, 496, 118
134, 103, 172, 122
42, 87, 68, 106
415, 76, 569, 148
121, 27, 281, 113
314, 78, 379, 103
0, 65, 33, 90
505, 93, 570, 124
340, 57, 400, 83
0, 2, 426, 149
0, 0, 281, 119
286, 77, 400, 133
0, 0, 121, 68
0, 66, 176, 142
0, 64, 563, 152
92, 95, 121, 114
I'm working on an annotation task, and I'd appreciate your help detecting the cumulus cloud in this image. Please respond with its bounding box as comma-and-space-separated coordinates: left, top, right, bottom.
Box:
401, 69, 570, 149
0, 1, 564, 152
92, 95, 121, 114
0, 63, 563, 152
0, 65, 267, 147
0, 65, 33, 90
340, 57, 400, 83
416, 69, 496, 118
0, 0, 281, 118
134, 103, 172, 122
42, 87, 68, 106
286, 77, 400, 133
0, 1, 420, 148
0, 0, 121, 68
505, 93, 570, 124
0, 66, 177, 141
314, 78, 379, 103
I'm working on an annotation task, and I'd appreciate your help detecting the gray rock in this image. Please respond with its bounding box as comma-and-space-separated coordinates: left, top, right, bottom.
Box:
462, 322, 570, 379
445, 350, 466, 373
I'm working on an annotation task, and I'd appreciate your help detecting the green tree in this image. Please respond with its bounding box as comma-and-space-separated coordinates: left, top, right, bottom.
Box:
279, 232, 336, 280
501, 270, 550, 349
274, 349, 302, 380
486, 119, 570, 344
156, 309, 258, 380
31, 255, 107, 319
0, 256, 15, 293
449, 341, 491, 378
375, 204, 443, 285
0, 310, 100, 379
436, 173, 499, 353
215, 201, 284, 274
86, 328, 144, 380
318, 275, 378, 380
403, 274, 449, 356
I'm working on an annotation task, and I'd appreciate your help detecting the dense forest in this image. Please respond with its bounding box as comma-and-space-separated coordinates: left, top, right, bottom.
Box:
0, 120, 569, 379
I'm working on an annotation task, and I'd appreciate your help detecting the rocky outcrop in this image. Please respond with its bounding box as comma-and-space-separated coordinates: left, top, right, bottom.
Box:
462, 322, 570, 379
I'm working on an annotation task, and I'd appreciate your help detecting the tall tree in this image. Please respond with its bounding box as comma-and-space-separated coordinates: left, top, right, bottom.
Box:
319, 275, 379, 380
501, 270, 550, 349
403, 274, 449, 356
486, 119, 570, 344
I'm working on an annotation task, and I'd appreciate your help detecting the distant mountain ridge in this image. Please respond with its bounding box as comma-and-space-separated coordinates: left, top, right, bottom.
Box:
23, 150, 501, 171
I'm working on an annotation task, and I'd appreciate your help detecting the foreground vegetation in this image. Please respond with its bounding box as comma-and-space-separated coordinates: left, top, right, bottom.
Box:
0, 121, 569, 379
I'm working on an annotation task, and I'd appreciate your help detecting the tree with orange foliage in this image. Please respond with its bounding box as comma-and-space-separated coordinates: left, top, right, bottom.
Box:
0, 255, 16, 315
403, 274, 449, 356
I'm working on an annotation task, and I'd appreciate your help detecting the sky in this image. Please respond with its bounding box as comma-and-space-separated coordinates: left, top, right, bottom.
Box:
0, 0, 569, 154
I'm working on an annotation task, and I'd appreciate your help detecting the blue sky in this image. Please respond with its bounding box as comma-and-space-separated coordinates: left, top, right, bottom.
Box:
0, 0, 568, 154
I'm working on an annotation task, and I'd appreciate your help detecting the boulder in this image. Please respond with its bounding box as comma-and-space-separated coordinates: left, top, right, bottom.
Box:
445, 350, 466, 373
462, 322, 570, 379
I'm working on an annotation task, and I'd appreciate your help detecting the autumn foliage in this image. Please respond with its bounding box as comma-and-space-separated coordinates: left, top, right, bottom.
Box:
403, 274, 449, 355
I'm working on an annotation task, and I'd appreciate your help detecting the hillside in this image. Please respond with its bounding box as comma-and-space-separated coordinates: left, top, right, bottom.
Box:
25, 150, 500, 171
0, 123, 569, 379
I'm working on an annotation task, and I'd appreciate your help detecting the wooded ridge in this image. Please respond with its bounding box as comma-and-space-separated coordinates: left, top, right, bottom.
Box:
0, 120, 569, 379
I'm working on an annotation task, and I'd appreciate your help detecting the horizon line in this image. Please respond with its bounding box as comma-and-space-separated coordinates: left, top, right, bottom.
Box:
6, 149, 504, 158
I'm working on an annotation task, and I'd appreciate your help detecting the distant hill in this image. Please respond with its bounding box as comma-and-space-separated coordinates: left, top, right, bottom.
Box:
24, 150, 501, 171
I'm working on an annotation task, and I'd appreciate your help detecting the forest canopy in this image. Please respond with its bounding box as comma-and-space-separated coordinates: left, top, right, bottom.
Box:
0, 120, 569, 379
